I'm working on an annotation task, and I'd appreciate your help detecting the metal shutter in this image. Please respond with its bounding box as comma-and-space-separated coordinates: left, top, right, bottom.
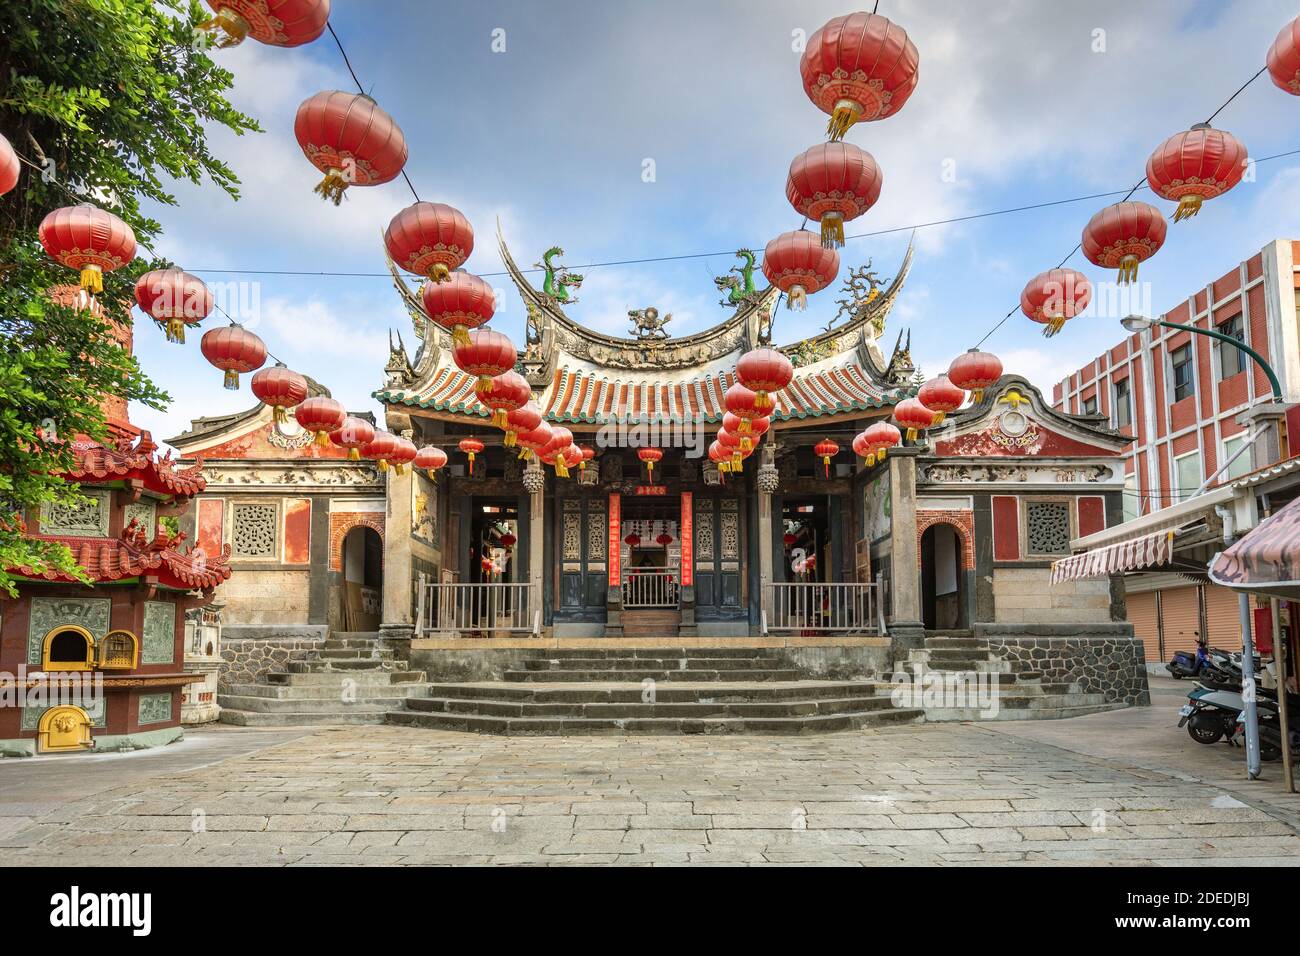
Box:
1202, 584, 1243, 652
1160, 586, 1202, 658
1126, 591, 1161, 662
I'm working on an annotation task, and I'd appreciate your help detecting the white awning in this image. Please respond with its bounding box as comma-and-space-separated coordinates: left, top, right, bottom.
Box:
1051, 529, 1176, 584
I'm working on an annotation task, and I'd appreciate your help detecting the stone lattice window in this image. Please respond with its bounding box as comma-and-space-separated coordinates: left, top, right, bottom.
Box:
40, 491, 110, 536
1025, 500, 1071, 556
231, 503, 277, 559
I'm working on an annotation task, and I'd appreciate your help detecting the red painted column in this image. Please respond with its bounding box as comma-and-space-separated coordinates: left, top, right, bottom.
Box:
607, 493, 621, 587
680, 491, 694, 587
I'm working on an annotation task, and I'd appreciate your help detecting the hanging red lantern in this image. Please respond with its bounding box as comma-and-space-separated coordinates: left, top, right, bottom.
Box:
708, 440, 732, 474
656, 533, 674, 548
0, 133, 18, 197
504, 402, 542, 449
948, 349, 1002, 404
783, 532, 798, 548
624, 532, 641, 548
723, 412, 769, 453
198, 0, 330, 48
414, 444, 448, 480
763, 230, 839, 310
1020, 268, 1092, 338
894, 397, 935, 442
293, 90, 407, 204
917, 375, 965, 424
134, 268, 213, 344
638, 447, 664, 480
1081, 201, 1166, 284
562, 445, 583, 476
454, 328, 516, 389
476, 370, 530, 430
801, 11, 920, 140
250, 364, 309, 424
361, 430, 400, 472
389, 436, 418, 475
735, 347, 795, 410
786, 143, 884, 247
39, 204, 137, 294
295, 396, 346, 446
578, 445, 596, 470
545, 426, 575, 478
1145, 124, 1248, 222
516, 420, 553, 461
200, 324, 267, 389
1268, 17, 1300, 95
499, 531, 517, 549
459, 437, 485, 475
723, 382, 766, 431
329, 416, 376, 460
865, 421, 901, 463
852, 429, 873, 465
717, 429, 744, 470
421, 271, 494, 347
813, 438, 840, 478
385, 201, 474, 283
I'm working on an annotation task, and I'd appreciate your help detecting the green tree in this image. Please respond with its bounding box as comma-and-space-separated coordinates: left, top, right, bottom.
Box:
0, 0, 259, 593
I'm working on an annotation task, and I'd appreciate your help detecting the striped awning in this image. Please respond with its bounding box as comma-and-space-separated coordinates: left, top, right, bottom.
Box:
1209, 494, 1300, 595
1051, 529, 1176, 584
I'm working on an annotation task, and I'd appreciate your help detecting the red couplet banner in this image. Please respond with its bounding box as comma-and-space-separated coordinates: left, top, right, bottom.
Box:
608, 493, 621, 587
680, 491, 693, 587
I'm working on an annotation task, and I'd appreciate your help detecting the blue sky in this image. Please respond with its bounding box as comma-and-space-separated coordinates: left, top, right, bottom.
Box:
133, 0, 1300, 446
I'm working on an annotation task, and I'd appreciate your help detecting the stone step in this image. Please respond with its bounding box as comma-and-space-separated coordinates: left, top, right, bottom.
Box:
526, 647, 787, 660
923, 637, 985, 649
218, 694, 425, 714
922, 648, 993, 663
405, 694, 902, 720
224, 681, 432, 701
314, 647, 395, 660
502, 668, 802, 683
386, 706, 924, 736
422, 681, 879, 703
287, 659, 410, 673
267, 669, 426, 686
519, 656, 787, 671
921, 701, 1125, 722
321, 637, 383, 650
332, 631, 383, 640
220, 709, 390, 727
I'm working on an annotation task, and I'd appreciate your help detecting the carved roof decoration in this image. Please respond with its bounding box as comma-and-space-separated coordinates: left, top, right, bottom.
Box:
61, 431, 207, 499
377, 227, 917, 426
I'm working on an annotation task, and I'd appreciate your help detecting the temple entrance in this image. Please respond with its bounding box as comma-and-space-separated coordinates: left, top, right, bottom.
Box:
921, 523, 966, 630
780, 499, 832, 582
620, 496, 681, 635
340, 526, 383, 631
466, 499, 522, 584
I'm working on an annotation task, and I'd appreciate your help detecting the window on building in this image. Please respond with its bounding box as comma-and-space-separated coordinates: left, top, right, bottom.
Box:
231, 503, 278, 559
1113, 378, 1132, 429
1175, 451, 1202, 502
1024, 500, 1072, 556
1122, 473, 1139, 523
1171, 345, 1194, 402
1081, 395, 1098, 415
1222, 434, 1252, 481
1217, 314, 1247, 379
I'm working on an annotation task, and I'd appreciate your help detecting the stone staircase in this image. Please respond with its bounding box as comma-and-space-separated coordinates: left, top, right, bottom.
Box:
386, 646, 925, 735
218, 632, 432, 727
885, 631, 1123, 721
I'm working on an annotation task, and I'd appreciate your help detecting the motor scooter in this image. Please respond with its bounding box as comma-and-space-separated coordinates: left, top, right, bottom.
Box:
1178, 682, 1245, 744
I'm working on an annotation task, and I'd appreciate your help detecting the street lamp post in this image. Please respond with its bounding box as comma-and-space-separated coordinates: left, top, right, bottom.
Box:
1121, 314, 1285, 780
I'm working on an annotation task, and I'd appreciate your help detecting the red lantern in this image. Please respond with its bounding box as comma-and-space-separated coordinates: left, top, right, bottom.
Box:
199, 0, 330, 48
454, 328, 516, 390
499, 531, 517, 549
504, 403, 542, 449
1145, 124, 1248, 222
624, 533, 641, 548
459, 437, 485, 475
330, 416, 375, 460
786, 143, 883, 247
801, 11, 920, 140
389, 436, 418, 475
39, 204, 137, 294
562, 445, 584, 476
762, 231, 839, 310
250, 364, 308, 424
852, 429, 872, 464
545, 426, 575, 477
578, 445, 596, 470
656, 533, 673, 548
783, 532, 798, 548
814, 438, 840, 478
917, 375, 965, 425
736, 347, 795, 410
385, 201, 474, 283
134, 268, 213, 344
361, 430, 400, 471
293, 91, 407, 204
422, 271, 494, 347
723, 412, 769, 453
200, 324, 267, 389
0, 133, 20, 197
414, 444, 447, 481
1081, 201, 1166, 284
708, 440, 732, 474
865, 421, 901, 464
516, 420, 553, 461
894, 397, 935, 442
1020, 268, 1092, 338
1268, 17, 1300, 95
717, 428, 744, 470
475, 370, 530, 430
638, 447, 664, 480
723, 382, 766, 430
948, 349, 1002, 404
295, 396, 346, 446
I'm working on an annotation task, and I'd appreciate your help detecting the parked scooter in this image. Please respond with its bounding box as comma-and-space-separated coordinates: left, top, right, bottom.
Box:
1167, 635, 1240, 682
1178, 682, 1246, 744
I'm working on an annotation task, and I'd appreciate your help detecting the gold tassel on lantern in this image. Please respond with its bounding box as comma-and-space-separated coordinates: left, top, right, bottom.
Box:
315, 430, 330, 447
314, 168, 350, 206
826, 99, 863, 142
467, 453, 475, 476
740, 435, 754, 454
905, 427, 918, 442
429, 263, 451, 283
378, 459, 390, 472
223, 370, 239, 390
348, 447, 361, 461
932, 411, 946, 426
786, 285, 808, 310
272, 406, 288, 425
492, 409, 507, 429
197, 7, 250, 47
753, 391, 773, 411
166, 318, 187, 344
504, 430, 517, 448
1043, 314, 1065, 338
518, 447, 530, 460
1118, 255, 1140, 284
555, 459, 569, 479
452, 325, 471, 348
1175, 194, 1203, 221
80, 265, 103, 294
820, 212, 845, 249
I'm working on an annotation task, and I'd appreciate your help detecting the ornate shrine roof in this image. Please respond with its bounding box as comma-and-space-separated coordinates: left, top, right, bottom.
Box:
63, 431, 207, 499
376, 228, 918, 427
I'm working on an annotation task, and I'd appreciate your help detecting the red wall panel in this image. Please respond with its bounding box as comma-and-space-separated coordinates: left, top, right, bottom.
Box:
992, 496, 1020, 561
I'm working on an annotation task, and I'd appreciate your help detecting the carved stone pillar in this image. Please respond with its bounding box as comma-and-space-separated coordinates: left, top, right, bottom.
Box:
380, 457, 415, 638
886, 447, 924, 654
755, 446, 780, 626
522, 459, 546, 633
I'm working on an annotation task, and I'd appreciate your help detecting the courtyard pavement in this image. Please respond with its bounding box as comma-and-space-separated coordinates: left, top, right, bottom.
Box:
3, 676, 1300, 866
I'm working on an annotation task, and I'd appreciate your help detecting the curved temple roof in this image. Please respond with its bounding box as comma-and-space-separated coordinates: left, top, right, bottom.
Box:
376, 229, 917, 426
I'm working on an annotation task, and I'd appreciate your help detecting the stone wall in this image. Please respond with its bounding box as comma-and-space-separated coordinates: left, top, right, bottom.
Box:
219, 632, 324, 692
992, 567, 1111, 624
214, 569, 312, 626
978, 623, 1150, 707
